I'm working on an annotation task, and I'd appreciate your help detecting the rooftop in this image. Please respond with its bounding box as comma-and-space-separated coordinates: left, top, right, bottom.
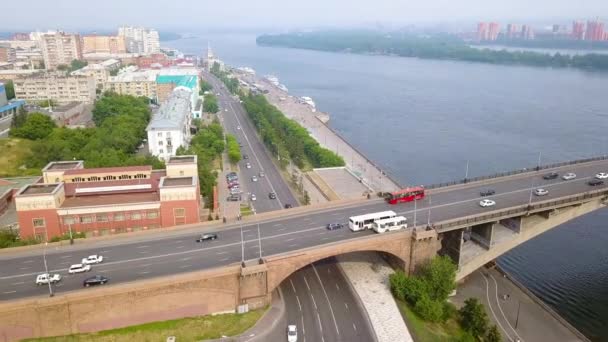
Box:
100, 59, 120, 67
156, 74, 197, 91
63, 165, 151, 176
108, 69, 158, 83
54, 102, 83, 112
19, 183, 60, 196
161, 176, 195, 187
42, 160, 84, 172
147, 88, 192, 131
61, 192, 159, 208
0, 177, 41, 197
169, 155, 196, 164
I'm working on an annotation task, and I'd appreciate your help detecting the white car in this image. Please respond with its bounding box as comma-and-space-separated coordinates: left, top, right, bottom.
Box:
287, 325, 298, 342
237, 125, 241, 130
246, 162, 252, 169
68, 263, 91, 274
479, 199, 496, 207
251, 194, 257, 201
35, 273, 62, 285
562, 172, 576, 180
82, 255, 104, 265
595, 172, 608, 179
224, 109, 228, 112
534, 188, 549, 196
252, 176, 258, 182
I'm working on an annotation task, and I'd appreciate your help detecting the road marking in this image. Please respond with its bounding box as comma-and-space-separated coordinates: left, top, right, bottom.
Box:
353, 323, 357, 332
176, 245, 185, 249
290, 279, 297, 293
139, 251, 148, 254
138, 271, 150, 275
301, 315, 306, 342
312, 264, 340, 336
3, 291, 16, 294
136, 245, 149, 249
22, 260, 34, 264
100, 250, 111, 253
219, 257, 230, 262
277, 227, 287, 231
179, 264, 192, 269
216, 251, 229, 255
317, 312, 325, 342
141, 264, 152, 267
317, 232, 327, 235
12, 282, 24, 285
482, 272, 512, 341
345, 302, 349, 310
303, 276, 311, 291
321, 237, 329, 241
174, 240, 183, 243
335, 283, 340, 291
272, 224, 282, 227
180, 257, 191, 262
490, 273, 524, 341
288, 244, 297, 248
296, 295, 302, 311
286, 238, 296, 242
18, 267, 30, 270
60, 255, 72, 259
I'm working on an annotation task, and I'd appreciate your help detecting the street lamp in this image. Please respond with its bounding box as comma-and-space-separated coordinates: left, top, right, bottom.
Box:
427, 195, 432, 227
464, 160, 470, 183
536, 151, 542, 171
43, 228, 54, 297
413, 197, 417, 231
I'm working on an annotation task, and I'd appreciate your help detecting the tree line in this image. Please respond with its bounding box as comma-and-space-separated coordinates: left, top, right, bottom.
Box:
242, 93, 345, 169
257, 31, 608, 71
211, 62, 239, 94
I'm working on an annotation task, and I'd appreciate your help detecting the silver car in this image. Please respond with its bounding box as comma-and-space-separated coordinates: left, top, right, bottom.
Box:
562, 172, 576, 180
534, 188, 549, 196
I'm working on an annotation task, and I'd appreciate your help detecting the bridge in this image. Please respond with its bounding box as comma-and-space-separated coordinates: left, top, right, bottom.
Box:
1, 157, 607, 339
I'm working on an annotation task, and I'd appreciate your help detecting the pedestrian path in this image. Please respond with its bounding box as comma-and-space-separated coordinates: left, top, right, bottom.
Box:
337, 252, 413, 342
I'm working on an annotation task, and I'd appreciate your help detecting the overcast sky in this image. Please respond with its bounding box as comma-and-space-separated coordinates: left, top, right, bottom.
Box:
2, 0, 607, 31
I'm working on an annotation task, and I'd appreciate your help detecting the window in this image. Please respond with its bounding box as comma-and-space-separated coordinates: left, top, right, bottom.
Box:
119, 174, 130, 180
63, 217, 75, 225
114, 213, 125, 221
179, 170, 184, 176
158, 140, 164, 146
147, 211, 158, 219
131, 212, 142, 220
103, 175, 116, 181
157, 132, 162, 137
134, 173, 147, 179
79, 216, 93, 224
73, 177, 85, 182
33, 218, 45, 228
174, 208, 185, 217
159, 149, 164, 154
96, 214, 108, 222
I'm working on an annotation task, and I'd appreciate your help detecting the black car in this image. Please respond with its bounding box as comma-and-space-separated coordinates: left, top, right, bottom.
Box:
269, 192, 277, 199
227, 195, 241, 201
284, 203, 293, 209
479, 189, 495, 197
83, 275, 109, 287
243, 154, 249, 159
588, 179, 604, 186
196, 233, 218, 242
326, 223, 343, 230
543, 172, 559, 180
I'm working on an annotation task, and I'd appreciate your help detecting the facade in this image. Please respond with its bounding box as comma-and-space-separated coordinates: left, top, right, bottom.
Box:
71, 63, 110, 91
118, 26, 160, 54
15, 156, 201, 240
0, 46, 16, 63
40, 32, 83, 70
82, 35, 126, 54
155, 68, 199, 108
488, 23, 500, 41
585, 20, 605, 41
147, 88, 193, 161
13, 75, 96, 104
572, 21, 586, 40
477, 22, 489, 41
0, 82, 25, 122
521, 25, 534, 40
0, 69, 43, 81
506, 24, 519, 39
137, 53, 172, 69
106, 69, 159, 99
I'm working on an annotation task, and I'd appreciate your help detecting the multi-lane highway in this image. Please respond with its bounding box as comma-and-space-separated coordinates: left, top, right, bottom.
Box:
204, 70, 298, 213
2, 159, 608, 301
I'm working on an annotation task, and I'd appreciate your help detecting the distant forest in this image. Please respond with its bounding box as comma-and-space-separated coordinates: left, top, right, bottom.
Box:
257, 30, 608, 71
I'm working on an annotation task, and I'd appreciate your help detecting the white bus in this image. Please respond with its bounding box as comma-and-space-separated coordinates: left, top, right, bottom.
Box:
348, 211, 397, 231
372, 216, 407, 234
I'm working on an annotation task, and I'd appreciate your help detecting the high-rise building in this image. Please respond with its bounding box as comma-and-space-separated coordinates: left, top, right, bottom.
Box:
40, 32, 83, 69
477, 22, 489, 41
118, 26, 160, 54
572, 21, 586, 40
0, 46, 16, 63
521, 25, 535, 40
82, 35, 126, 54
585, 19, 605, 41
488, 22, 500, 41
506, 24, 519, 39
11, 33, 30, 41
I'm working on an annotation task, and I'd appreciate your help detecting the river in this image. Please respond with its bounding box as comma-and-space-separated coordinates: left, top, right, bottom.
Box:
164, 32, 608, 341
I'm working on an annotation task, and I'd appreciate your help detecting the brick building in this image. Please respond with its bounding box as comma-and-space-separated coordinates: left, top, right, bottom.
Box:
15, 155, 201, 241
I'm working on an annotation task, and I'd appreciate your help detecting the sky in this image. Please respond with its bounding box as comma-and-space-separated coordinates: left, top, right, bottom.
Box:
2, 0, 608, 32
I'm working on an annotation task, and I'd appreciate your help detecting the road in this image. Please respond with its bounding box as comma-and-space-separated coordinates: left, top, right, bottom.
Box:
1, 151, 608, 302
204, 70, 298, 213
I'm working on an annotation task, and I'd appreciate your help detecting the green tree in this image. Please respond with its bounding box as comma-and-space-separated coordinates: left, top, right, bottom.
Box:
37, 99, 58, 108
203, 93, 219, 113
226, 134, 241, 164
10, 113, 56, 140
486, 325, 501, 342
56, 64, 69, 71
199, 79, 213, 94
69, 59, 88, 71
414, 294, 444, 322
459, 298, 490, 339
3, 80, 15, 100
419, 255, 457, 302
11, 106, 27, 128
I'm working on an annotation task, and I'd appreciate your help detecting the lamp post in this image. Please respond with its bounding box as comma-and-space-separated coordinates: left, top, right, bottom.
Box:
43, 228, 54, 297
536, 151, 542, 171
427, 195, 432, 226
515, 300, 521, 329
464, 160, 469, 183
413, 197, 417, 231
239, 220, 245, 267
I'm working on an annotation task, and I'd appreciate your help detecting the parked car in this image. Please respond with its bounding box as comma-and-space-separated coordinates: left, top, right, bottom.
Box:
595, 172, 608, 179
196, 233, 218, 242
543, 172, 559, 180
81, 255, 103, 265
284, 203, 293, 209
227, 195, 241, 201
588, 179, 604, 186
83, 275, 109, 287
534, 188, 549, 196
287, 325, 298, 342
479, 189, 495, 197
68, 263, 91, 274
562, 172, 577, 180
479, 199, 496, 207
269, 192, 277, 199
326, 223, 343, 230
35, 273, 62, 285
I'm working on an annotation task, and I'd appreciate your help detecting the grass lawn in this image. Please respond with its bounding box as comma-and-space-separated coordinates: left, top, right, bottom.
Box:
396, 298, 471, 342
240, 204, 254, 216
0, 138, 39, 177
24, 309, 265, 342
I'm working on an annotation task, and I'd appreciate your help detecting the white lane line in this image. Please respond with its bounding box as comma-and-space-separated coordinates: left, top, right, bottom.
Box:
180, 257, 191, 262
301, 315, 306, 342
136, 245, 149, 249
353, 323, 357, 332
3, 291, 16, 294
303, 276, 311, 291
490, 273, 524, 341
176, 245, 185, 249
174, 240, 183, 243
60, 255, 72, 259
22, 260, 34, 264
290, 279, 297, 293
12, 282, 24, 285
18, 267, 30, 270
138, 271, 150, 275
303, 218, 311, 221
139, 251, 148, 254
317, 312, 325, 342
141, 264, 152, 267
345, 302, 349, 310
179, 264, 192, 269
296, 295, 302, 312
288, 244, 297, 248
219, 257, 230, 262
321, 237, 329, 241
335, 283, 340, 291
273, 224, 282, 227
483, 273, 512, 341
317, 232, 327, 235
286, 238, 296, 242
216, 251, 229, 255
100, 250, 111, 253
312, 264, 340, 336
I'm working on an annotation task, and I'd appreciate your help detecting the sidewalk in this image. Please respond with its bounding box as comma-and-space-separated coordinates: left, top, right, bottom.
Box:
337, 252, 413, 342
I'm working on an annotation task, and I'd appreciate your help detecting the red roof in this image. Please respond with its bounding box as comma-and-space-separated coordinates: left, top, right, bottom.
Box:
63, 165, 152, 176
391, 186, 425, 196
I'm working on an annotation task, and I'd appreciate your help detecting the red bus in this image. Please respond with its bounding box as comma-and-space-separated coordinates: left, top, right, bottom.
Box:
386, 186, 425, 204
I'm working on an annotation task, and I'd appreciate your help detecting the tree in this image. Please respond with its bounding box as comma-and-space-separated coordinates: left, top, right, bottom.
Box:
486, 325, 501, 342
199, 79, 213, 94
11, 106, 27, 128
3, 80, 15, 100
419, 255, 457, 302
56, 64, 69, 71
203, 94, 219, 113
459, 298, 490, 339
414, 294, 444, 322
69, 59, 88, 71
303, 190, 310, 205
10, 113, 56, 140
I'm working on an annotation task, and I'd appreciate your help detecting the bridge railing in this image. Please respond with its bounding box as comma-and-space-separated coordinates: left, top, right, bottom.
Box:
433, 189, 608, 232
425, 154, 608, 190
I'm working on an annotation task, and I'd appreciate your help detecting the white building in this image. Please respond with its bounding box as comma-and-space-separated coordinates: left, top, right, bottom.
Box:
118, 26, 160, 54
146, 87, 193, 161
13, 75, 96, 104
106, 69, 159, 100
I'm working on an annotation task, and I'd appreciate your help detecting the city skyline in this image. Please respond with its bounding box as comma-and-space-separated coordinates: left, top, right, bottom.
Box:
2, 0, 608, 31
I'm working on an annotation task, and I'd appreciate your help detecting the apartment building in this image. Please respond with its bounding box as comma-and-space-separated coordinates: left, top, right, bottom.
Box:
82, 35, 126, 54
118, 26, 160, 54
147, 88, 193, 161
71, 64, 110, 91
13, 75, 96, 104
106, 69, 159, 99
40, 32, 83, 69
